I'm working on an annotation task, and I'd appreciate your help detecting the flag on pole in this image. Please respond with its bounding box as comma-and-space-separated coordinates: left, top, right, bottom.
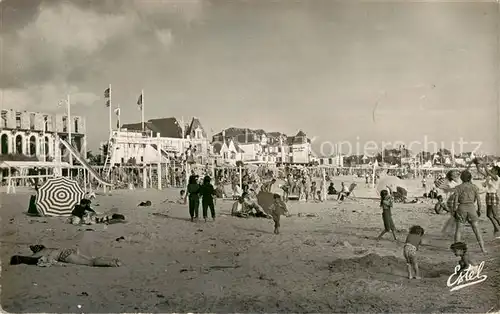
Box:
137, 93, 143, 109
104, 87, 110, 107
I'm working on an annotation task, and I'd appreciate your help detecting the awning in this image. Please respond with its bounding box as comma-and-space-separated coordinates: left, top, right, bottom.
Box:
0, 161, 71, 168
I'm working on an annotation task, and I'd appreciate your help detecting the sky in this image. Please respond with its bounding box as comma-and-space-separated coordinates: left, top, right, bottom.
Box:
1, 0, 499, 156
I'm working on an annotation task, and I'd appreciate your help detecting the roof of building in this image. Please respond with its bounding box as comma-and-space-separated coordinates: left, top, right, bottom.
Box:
122, 117, 192, 138
213, 139, 245, 154
186, 117, 207, 139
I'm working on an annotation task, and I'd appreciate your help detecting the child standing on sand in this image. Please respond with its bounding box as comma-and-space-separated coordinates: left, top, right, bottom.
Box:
269, 194, 288, 234
377, 189, 397, 241
403, 225, 425, 279
310, 181, 317, 201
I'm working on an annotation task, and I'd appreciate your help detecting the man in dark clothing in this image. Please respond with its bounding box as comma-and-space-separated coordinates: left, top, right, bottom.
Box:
200, 176, 216, 221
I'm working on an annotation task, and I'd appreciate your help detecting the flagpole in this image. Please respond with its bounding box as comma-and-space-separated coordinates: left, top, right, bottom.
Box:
141, 89, 145, 132
108, 84, 112, 136
116, 104, 121, 130
67, 94, 72, 165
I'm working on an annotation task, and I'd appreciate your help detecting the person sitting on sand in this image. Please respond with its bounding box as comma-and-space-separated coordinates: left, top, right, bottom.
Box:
269, 194, 289, 234
337, 182, 351, 201
403, 225, 425, 279
178, 190, 186, 203
452, 170, 487, 253
10, 244, 121, 267
428, 187, 438, 199
328, 183, 336, 195
240, 189, 271, 218
434, 195, 448, 214
70, 199, 96, 225
377, 188, 397, 241
450, 242, 475, 273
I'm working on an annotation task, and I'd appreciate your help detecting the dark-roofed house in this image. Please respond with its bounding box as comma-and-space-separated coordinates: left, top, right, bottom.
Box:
105, 117, 211, 165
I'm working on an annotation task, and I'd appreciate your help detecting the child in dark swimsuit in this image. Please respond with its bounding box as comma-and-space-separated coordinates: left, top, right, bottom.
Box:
404, 225, 425, 279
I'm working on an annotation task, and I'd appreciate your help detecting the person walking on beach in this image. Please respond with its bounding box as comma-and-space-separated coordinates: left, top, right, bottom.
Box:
269, 194, 289, 234
403, 225, 425, 279
200, 175, 216, 222
186, 175, 201, 222
452, 170, 487, 253
475, 160, 500, 239
377, 188, 397, 241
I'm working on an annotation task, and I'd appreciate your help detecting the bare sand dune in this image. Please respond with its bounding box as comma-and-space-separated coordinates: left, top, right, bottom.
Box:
1, 178, 499, 312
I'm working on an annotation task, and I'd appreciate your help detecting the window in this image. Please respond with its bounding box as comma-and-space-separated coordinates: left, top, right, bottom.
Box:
43, 116, 48, 132
328, 158, 333, 164
140, 156, 144, 163
30, 113, 35, 130
74, 119, 79, 133
16, 114, 21, 128
62, 117, 67, 132
320, 159, 324, 165
1, 111, 6, 128
278, 147, 282, 153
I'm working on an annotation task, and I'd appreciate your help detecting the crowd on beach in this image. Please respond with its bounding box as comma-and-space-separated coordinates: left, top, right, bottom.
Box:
8, 159, 500, 284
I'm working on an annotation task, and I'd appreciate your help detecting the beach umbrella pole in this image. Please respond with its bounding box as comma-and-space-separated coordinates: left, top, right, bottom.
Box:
322, 168, 326, 201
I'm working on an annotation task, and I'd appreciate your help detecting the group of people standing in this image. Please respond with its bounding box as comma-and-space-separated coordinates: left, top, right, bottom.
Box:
185, 174, 217, 222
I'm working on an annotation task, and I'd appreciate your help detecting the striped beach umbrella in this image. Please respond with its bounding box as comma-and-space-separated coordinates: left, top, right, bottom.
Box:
36, 177, 85, 217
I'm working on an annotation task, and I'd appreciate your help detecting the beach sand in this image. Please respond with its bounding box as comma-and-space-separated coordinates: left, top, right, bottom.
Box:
1, 177, 499, 312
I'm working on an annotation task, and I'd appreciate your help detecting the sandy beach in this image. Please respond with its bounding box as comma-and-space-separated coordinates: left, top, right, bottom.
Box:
1, 177, 499, 312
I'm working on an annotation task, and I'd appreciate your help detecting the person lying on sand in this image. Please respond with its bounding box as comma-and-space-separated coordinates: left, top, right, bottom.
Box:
10, 245, 121, 267
162, 190, 186, 204
138, 200, 152, 207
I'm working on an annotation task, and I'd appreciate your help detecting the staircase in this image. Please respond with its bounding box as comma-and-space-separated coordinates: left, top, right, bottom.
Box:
102, 140, 115, 180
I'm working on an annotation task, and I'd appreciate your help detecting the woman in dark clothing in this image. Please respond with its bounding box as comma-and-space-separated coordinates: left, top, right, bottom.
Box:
200, 176, 216, 222
186, 175, 201, 222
